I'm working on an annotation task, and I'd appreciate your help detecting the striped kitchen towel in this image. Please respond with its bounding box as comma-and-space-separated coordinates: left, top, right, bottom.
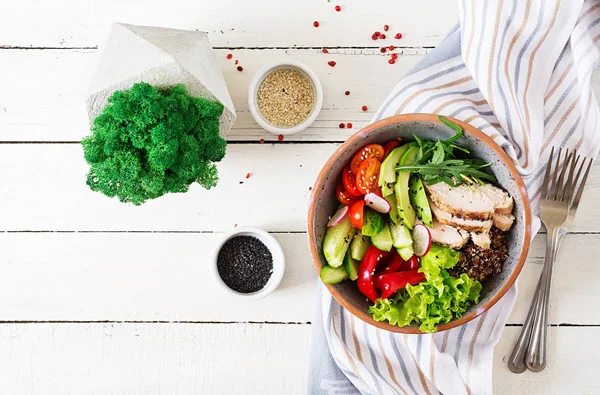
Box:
307, 0, 600, 394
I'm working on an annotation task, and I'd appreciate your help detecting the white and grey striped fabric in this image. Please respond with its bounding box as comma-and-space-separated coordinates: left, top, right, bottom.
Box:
307, 1, 600, 394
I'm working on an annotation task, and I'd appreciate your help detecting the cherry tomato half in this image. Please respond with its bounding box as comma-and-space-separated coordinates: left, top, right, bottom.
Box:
336, 183, 361, 206
349, 200, 364, 229
350, 144, 385, 174
342, 166, 363, 197
356, 158, 381, 195
382, 139, 403, 158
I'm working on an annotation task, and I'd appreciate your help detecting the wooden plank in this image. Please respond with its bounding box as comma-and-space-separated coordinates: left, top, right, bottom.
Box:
1, 143, 600, 232
0, 48, 425, 142
0, 0, 456, 48
0, 322, 596, 394
494, 327, 600, 394
0, 323, 310, 394
0, 232, 598, 324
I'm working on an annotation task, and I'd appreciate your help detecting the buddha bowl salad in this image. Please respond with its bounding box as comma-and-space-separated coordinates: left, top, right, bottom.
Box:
320, 116, 515, 332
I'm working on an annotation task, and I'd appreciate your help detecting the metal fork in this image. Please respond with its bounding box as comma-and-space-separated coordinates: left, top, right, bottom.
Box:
508, 147, 593, 373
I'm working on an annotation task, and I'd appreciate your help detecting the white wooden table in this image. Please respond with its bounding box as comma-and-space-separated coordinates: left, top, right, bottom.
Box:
1, 1, 599, 393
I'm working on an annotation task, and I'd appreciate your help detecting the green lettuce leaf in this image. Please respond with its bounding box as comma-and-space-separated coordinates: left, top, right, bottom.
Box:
368, 243, 482, 333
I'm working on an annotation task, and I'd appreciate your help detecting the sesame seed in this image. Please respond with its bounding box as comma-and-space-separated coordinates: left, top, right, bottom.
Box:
256, 68, 315, 128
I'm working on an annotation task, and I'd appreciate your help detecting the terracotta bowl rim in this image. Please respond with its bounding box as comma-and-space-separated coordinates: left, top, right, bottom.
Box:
307, 113, 532, 334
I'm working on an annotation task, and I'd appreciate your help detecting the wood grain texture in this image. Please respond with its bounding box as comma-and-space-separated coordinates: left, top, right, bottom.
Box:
0, 231, 598, 325
0, 49, 425, 142
1, 143, 599, 232
0, 323, 596, 395
0, 0, 456, 48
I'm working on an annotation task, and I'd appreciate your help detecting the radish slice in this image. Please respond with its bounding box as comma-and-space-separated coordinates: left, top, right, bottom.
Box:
327, 206, 349, 228
412, 224, 432, 257
364, 192, 391, 214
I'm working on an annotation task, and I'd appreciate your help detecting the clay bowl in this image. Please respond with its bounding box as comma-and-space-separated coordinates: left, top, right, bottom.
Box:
307, 114, 532, 333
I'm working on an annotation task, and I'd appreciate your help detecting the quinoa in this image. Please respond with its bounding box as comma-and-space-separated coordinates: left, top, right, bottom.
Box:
257, 68, 315, 127
449, 227, 508, 282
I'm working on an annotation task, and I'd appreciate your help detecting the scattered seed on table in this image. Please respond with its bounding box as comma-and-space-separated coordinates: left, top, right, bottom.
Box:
347, 122, 353, 128
237, 66, 244, 71
313, 21, 320, 27
389, 45, 395, 51
371, 34, 378, 40
322, 48, 329, 53
374, 31, 381, 37
239, 181, 244, 184
395, 33, 403, 39
380, 34, 386, 39
362, 105, 368, 111
246, 173, 251, 179
226, 54, 233, 59
339, 123, 345, 129
260, 138, 265, 144
388, 58, 395, 64
335, 5, 341, 11
217, 236, 273, 294
380, 47, 387, 53
328, 61, 337, 67
309, 186, 312, 191
391, 53, 398, 60
235, 59, 239, 65
345, 90, 350, 95
257, 68, 315, 127
384, 24, 389, 32
234, 223, 238, 227
278, 134, 284, 141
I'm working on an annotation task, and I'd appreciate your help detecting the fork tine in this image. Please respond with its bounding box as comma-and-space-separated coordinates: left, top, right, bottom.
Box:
542, 146, 555, 200
548, 148, 563, 200
570, 156, 593, 208
557, 150, 573, 201
563, 151, 580, 203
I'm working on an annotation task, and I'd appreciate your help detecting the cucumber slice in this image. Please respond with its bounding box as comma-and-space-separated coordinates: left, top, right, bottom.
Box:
397, 245, 414, 261
344, 253, 360, 281
386, 194, 400, 225
409, 176, 433, 227
350, 233, 371, 261
389, 220, 413, 248
362, 207, 385, 237
320, 265, 349, 284
323, 215, 356, 267
371, 223, 394, 252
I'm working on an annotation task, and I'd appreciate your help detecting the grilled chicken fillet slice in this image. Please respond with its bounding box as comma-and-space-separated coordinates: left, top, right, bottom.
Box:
430, 202, 493, 232
425, 182, 495, 221
428, 220, 470, 249
493, 213, 515, 231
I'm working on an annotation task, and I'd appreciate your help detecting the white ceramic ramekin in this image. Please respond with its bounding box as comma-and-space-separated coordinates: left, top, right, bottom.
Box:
213, 227, 285, 300
248, 60, 323, 135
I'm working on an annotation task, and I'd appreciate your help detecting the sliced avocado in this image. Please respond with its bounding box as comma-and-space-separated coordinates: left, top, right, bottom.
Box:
385, 193, 400, 225
395, 146, 418, 229
371, 223, 394, 252
409, 176, 433, 227
378, 145, 410, 191
323, 215, 356, 268
362, 207, 385, 237
388, 220, 413, 248
320, 264, 349, 284
350, 233, 371, 261
344, 252, 360, 281
397, 245, 414, 261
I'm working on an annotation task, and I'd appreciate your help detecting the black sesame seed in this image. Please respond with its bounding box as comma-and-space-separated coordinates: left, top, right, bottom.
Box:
217, 236, 273, 293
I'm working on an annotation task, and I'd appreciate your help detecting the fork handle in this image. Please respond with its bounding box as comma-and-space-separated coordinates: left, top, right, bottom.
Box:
507, 276, 542, 373
526, 228, 561, 372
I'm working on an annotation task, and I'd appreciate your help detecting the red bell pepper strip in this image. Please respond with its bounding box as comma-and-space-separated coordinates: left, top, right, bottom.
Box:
375, 270, 426, 299
358, 245, 391, 303
383, 252, 404, 274
404, 255, 419, 270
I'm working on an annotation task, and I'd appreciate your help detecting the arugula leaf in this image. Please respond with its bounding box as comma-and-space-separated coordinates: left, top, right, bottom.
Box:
396, 118, 496, 186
